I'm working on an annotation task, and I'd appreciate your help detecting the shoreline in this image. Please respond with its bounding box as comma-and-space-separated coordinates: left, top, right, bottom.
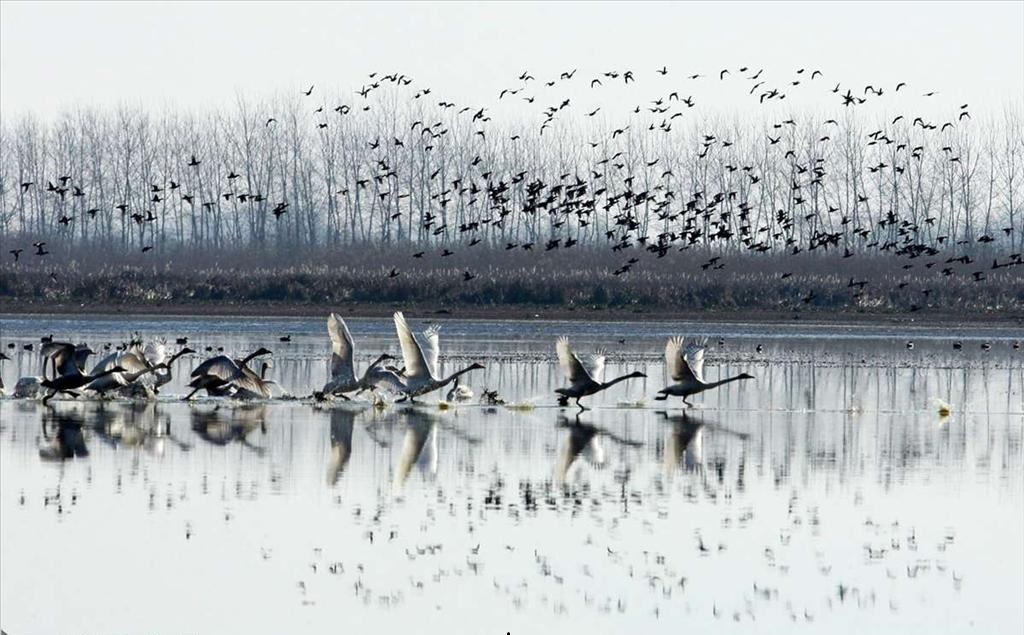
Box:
3, 301, 1022, 327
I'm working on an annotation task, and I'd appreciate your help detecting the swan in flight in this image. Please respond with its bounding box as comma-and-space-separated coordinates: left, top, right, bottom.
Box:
319, 313, 393, 400
128, 339, 194, 396
185, 347, 273, 399
41, 341, 94, 381
85, 341, 174, 396
373, 312, 484, 403
37, 342, 128, 403
554, 336, 646, 410
231, 359, 288, 399
655, 337, 753, 406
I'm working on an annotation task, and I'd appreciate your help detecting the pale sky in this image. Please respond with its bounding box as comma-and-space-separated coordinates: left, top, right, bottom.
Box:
1, 1, 1022, 121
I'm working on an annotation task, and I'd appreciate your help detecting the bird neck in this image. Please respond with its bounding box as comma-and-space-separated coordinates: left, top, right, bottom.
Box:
706, 375, 748, 390
439, 366, 476, 387
601, 373, 639, 389
365, 354, 390, 373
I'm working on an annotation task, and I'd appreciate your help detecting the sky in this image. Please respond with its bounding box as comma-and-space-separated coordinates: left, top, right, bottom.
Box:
1, 1, 1022, 121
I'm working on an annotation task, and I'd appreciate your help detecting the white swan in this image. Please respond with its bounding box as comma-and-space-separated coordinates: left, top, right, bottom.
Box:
231, 360, 288, 399
119, 341, 195, 398
85, 342, 166, 395
446, 376, 474, 402
320, 313, 392, 400
185, 347, 273, 399
373, 312, 484, 403
554, 336, 646, 409
13, 342, 89, 398
655, 337, 753, 406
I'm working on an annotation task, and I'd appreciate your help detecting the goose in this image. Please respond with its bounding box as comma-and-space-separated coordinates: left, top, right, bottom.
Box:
554, 336, 645, 410
184, 347, 272, 399
375, 312, 484, 403
446, 376, 474, 402
655, 337, 753, 407
319, 313, 393, 400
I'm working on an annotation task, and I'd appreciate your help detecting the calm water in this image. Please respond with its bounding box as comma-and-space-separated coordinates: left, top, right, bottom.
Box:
1, 315, 1022, 634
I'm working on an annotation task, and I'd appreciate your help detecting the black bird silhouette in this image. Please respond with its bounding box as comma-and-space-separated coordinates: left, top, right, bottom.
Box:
10, 248, 23, 261
303, 85, 314, 96
34, 242, 49, 256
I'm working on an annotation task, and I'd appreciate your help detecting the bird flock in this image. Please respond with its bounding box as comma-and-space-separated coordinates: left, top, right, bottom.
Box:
0, 313, 750, 409
3, 63, 1021, 315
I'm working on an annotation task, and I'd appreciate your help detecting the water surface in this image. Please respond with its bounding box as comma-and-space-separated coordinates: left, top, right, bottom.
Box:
1, 315, 1021, 634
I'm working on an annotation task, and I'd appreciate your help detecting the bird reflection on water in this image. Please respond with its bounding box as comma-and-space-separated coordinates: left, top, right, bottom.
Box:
189, 404, 268, 454
555, 412, 643, 483
39, 406, 89, 461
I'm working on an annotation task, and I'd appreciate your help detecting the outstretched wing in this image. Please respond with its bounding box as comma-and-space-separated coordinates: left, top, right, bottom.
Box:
327, 313, 356, 383
88, 351, 120, 377
191, 355, 243, 382
144, 339, 167, 366
235, 365, 273, 398
421, 325, 441, 378
666, 336, 706, 384
583, 352, 606, 383
556, 336, 594, 385
41, 342, 79, 377
72, 345, 94, 373
394, 312, 432, 380
683, 338, 707, 384
665, 337, 689, 382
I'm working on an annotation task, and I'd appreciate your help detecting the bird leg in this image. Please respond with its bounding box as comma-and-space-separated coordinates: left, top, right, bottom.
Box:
182, 387, 201, 401
576, 397, 589, 411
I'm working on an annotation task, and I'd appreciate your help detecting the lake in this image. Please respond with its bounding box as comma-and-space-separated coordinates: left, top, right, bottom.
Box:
0, 314, 1021, 634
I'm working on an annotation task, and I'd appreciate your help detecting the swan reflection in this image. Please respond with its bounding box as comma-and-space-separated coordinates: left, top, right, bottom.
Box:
39, 406, 89, 461
190, 404, 268, 454
326, 404, 370, 485
555, 413, 642, 483
392, 408, 441, 492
